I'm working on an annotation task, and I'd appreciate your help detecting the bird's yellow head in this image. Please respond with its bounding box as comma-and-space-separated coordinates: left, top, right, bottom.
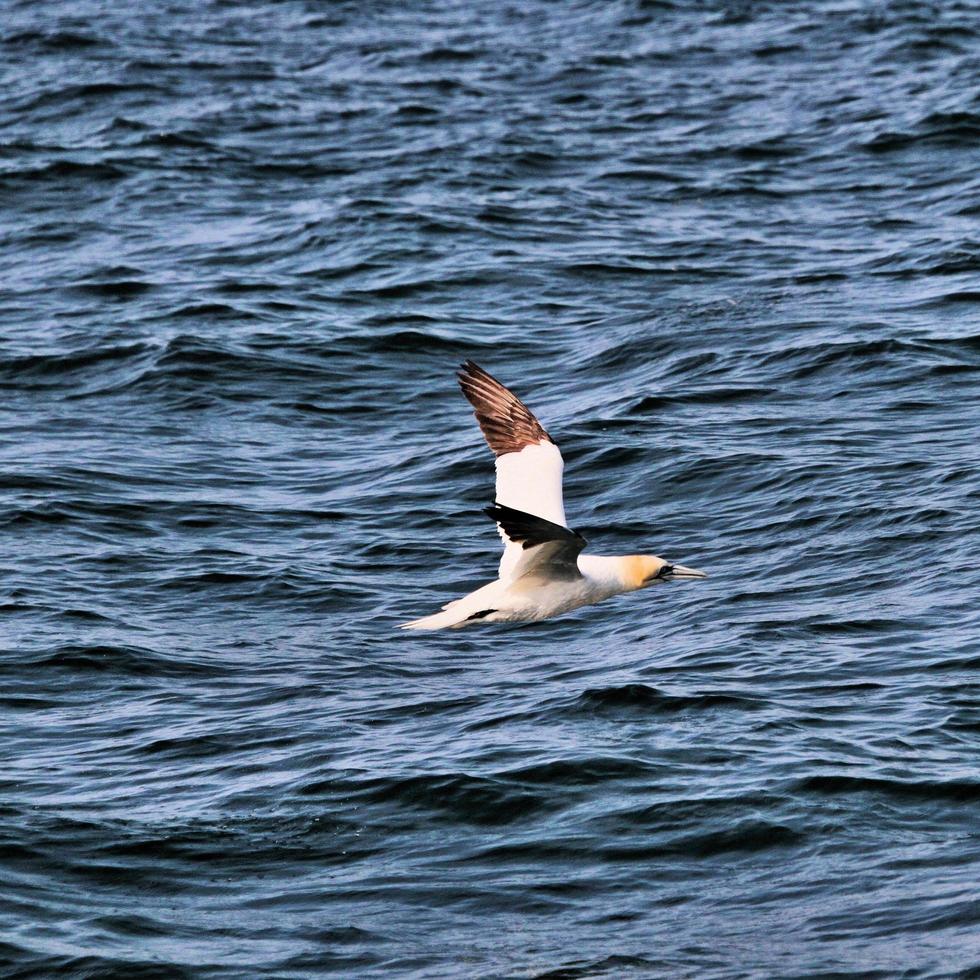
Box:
623, 555, 707, 591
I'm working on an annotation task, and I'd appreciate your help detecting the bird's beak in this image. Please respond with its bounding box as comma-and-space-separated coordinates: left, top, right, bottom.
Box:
664, 564, 707, 580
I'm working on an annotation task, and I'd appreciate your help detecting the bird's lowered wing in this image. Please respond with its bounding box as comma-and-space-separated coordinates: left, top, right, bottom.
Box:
484, 502, 585, 583
458, 360, 567, 581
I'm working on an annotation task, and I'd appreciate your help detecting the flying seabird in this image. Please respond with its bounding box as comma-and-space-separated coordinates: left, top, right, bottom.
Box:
400, 361, 706, 630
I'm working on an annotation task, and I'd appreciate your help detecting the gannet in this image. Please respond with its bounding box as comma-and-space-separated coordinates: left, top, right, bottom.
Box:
400, 361, 706, 630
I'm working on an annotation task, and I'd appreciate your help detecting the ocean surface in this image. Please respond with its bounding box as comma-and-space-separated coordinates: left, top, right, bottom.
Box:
2, 1, 980, 977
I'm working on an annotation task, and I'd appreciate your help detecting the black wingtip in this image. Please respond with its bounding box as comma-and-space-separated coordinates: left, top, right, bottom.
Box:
484, 501, 586, 551
485, 501, 526, 523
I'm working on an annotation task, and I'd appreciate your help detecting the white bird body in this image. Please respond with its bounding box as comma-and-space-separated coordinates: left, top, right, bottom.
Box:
407, 555, 644, 630
400, 362, 706, 631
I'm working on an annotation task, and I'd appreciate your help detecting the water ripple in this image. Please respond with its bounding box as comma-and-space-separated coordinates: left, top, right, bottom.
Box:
2, 0, 979, 976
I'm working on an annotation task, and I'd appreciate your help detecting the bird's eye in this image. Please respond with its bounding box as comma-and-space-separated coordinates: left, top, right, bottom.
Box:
658, 564, 675, 578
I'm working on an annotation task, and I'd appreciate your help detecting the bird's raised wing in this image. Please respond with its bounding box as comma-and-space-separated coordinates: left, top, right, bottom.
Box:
458, 361, 568, 581
484, 503, 585, 583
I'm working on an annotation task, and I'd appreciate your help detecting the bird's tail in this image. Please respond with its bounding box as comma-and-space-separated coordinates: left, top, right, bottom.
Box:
398, 600, 471, 631
398, 610, 466, 631
400, 581, 503, 631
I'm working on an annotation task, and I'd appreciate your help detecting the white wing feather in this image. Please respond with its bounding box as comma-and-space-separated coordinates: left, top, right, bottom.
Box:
494, 442, 566, 580
457, 361, 570, 583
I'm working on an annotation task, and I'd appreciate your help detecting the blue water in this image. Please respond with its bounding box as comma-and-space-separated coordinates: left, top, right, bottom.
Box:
3, 1, 980, 976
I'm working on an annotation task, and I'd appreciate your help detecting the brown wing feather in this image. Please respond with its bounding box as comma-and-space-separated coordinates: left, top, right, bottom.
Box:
457, 360, 553, 458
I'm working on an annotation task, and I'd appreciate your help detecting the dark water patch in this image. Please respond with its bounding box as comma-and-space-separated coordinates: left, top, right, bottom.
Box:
168, 302, 244, 319
4, 29, 104, 50
597, 167, 680, 183
419, 47, 482, 63
1, 952, 195, 980
732, 137, 804, 160
0, 159, 128, 187
13, 81, 165, 114
4, 644, 217, 679
347, 328, 483, 354
867, 240, 980, 280
630, 386, 772, 411
0, 342, 149, 388
796, 775, 980, 804
352, 772, 554, 825
135, 730, 289, 761
72, 279, 154, 299
863, 111, 980, 153
393, 103, 441, 120
0, 695, 65, 710
561, 261, 662, 279
504, 756, 657, 787
137, 130, 216, 150
925, 655, 980, 673
572, 683, 762, 715
752, 42, 804, 59
756, 337, 934, 381
927, 289, 980, 306
75, 335, 332, 402
213, 279, 280, 295
805, 617, 905, 636
528, 954, 669, 979
599, 820, 805, 860
57, 608, 118, 623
